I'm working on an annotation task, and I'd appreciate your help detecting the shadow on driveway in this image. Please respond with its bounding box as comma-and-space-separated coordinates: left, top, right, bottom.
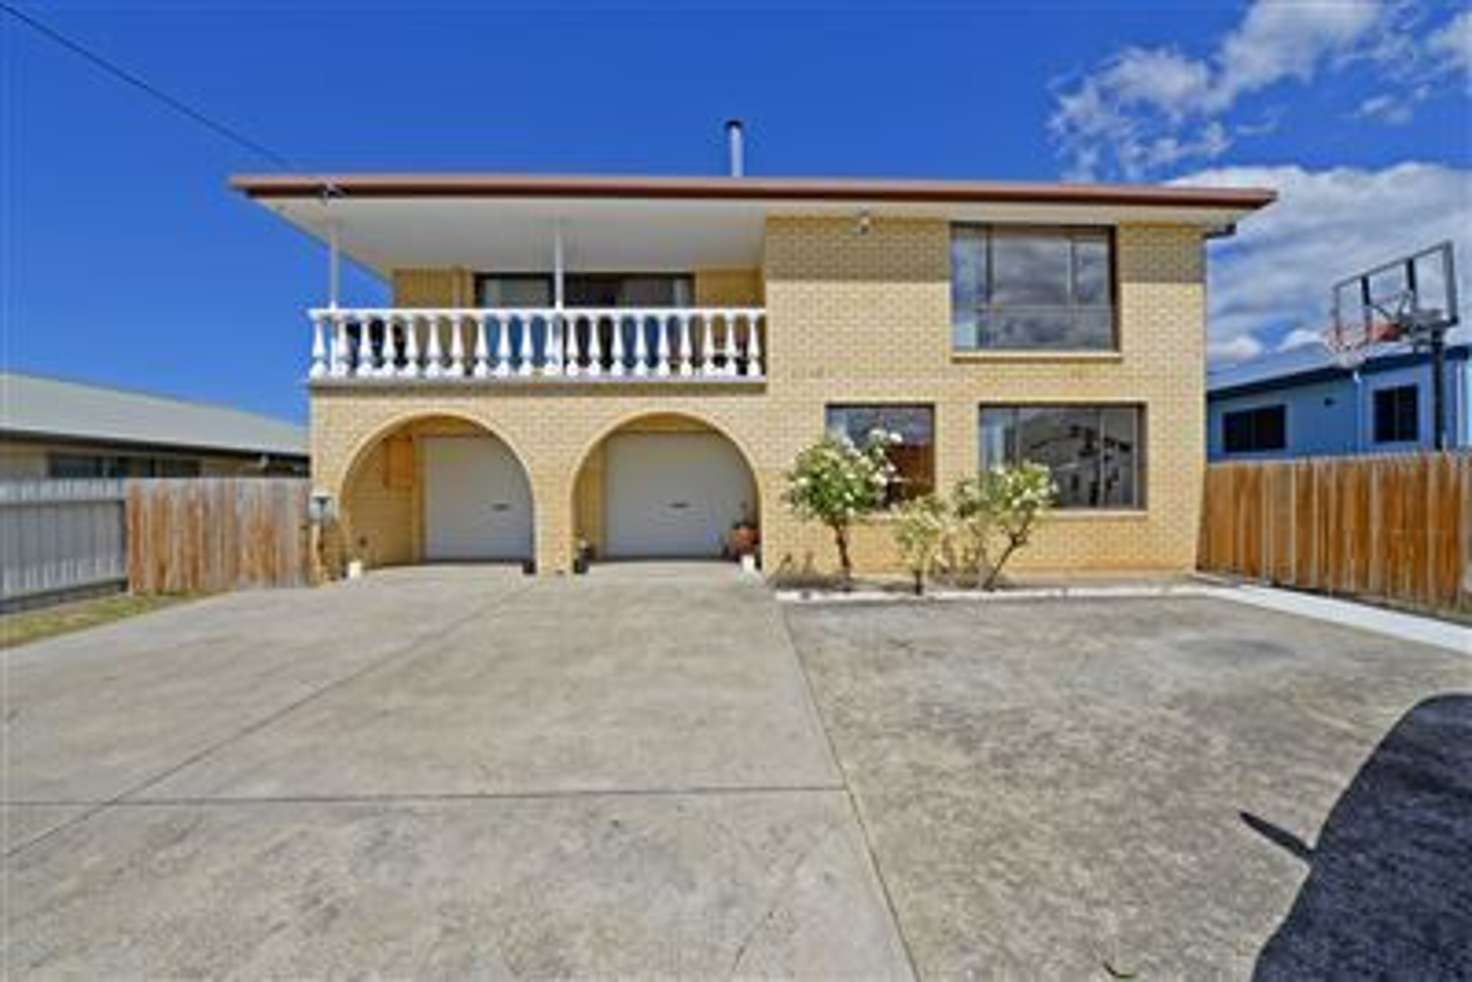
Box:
1250, 693, 1472, 980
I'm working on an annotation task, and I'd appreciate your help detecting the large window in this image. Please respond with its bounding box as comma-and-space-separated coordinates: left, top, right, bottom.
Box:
952, 225, 1116, 351
476, 273, 692, 308
1222, 405, 1287, 454
979, 405, 1143, 509
825, 404, 935, 504
1373, 385, 1419, 443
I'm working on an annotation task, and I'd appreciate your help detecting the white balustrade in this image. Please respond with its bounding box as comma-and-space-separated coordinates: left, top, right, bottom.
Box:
306, 307, 764, 383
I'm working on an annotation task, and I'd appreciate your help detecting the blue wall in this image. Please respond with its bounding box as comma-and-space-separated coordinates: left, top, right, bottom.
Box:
1207, 353, 1470, 461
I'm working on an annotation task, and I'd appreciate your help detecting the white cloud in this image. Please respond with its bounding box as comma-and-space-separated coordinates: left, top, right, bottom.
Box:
1051, 0, 1463, 180
1428, 9, 1472, 77
1172, 162, 1472, 366
1276, 328, 1327, 352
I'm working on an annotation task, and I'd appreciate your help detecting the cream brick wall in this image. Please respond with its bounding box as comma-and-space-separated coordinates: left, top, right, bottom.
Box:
315, 216, 1206, 576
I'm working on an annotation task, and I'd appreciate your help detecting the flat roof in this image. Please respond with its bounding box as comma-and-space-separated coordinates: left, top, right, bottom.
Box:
0, 372, 307, 459
231, 172, 1276, 210
1207, 341, 1470, 400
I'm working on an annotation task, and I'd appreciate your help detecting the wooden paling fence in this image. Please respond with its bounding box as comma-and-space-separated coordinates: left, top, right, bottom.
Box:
126, 478, 312, 594
1199, 452, 1472, 617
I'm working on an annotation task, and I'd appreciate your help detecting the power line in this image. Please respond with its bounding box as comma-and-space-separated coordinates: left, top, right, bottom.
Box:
1, 1, 297, 170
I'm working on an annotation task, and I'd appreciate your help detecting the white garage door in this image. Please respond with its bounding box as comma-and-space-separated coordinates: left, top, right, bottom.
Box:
605, 432, 755, 558
423, 436, 533, 561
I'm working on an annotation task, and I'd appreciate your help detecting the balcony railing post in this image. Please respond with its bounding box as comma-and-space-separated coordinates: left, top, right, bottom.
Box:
309, 313, 328, 378
700, 315, 715, 378
423, 313, 444, 378
565, 316, 581, 377
493, 313, 512, 377
330, 313, 348, 378
747, 312, 763, 378
587, 316, 604, 378
546, 314, 563, 376
679, 315, 694, 377
473, 314, 491, 379
655, 314, 672, 377
447, 312, 467, 377
400, 314, 421, 378
608, 313, 626, 377
632, 312, 649, 377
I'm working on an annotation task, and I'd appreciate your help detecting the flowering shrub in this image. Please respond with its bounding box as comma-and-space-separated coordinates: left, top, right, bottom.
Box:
967, 462, 1056, 590
783, 429, 899, 586
892, 494, 951, 594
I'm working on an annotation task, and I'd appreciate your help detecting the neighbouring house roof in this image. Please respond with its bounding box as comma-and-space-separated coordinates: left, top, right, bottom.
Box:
230, 172, 1277, 210
231, 171, 1275, 278
0, 372, 308, 459
1207, 341, 1471, 401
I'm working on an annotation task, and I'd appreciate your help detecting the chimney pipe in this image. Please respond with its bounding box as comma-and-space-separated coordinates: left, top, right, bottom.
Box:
724, 118, 745, 177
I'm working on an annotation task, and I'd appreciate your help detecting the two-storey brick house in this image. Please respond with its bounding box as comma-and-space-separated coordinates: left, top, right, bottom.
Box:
232, 168, 1272, 577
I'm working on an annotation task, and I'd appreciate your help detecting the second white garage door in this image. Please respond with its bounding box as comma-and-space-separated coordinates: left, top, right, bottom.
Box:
604, 432, 755, 558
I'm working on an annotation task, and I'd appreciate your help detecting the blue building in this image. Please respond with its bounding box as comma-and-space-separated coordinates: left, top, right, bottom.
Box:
1206, 341, 1471, 460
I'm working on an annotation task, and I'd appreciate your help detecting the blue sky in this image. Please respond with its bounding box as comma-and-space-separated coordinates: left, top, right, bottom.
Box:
4, 1, 1469, 423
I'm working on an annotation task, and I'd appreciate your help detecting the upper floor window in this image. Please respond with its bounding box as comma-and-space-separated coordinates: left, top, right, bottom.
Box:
951, 225, 1116, 351
825, 404, 935, 505
476, 273, 692, 308
1222, 405, 1287, 454
1373, 385, 1419, 443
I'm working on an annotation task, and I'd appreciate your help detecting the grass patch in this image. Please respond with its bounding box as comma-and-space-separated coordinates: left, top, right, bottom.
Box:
1, 593, 198, 650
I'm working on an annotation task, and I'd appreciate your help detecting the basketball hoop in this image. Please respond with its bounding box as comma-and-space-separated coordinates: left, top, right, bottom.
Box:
1320, 317, 1404, 371
1326, 240, 1460, 447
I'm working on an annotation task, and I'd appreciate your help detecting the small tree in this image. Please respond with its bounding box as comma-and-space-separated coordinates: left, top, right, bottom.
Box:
948, 479, 995, 585
892, 494, 951, 595
971, 462, 1056, 590
783, 430, 898, 587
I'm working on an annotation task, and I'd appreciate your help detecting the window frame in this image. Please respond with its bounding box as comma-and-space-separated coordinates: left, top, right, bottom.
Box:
824, 403, 937, 507
1222, 404, 1288, 455
1372, 384, 1419, 444
951, 224, 1120, 353
978, 403, 1146, 511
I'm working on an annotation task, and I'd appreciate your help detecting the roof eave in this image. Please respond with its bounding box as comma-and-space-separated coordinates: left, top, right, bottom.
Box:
228, 172, 1276, 212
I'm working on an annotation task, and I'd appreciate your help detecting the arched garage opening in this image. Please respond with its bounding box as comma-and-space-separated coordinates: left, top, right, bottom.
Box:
572, 413, 759, 562
341, 413, 534, 568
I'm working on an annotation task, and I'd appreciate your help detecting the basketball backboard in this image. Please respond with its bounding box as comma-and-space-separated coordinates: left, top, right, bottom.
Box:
1327, 241, 1459, 367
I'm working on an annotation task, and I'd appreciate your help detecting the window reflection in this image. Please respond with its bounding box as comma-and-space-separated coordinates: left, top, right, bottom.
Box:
978, 405, 1142, 509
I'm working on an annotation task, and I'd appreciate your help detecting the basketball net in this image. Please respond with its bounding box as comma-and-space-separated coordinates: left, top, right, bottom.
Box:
1321, 318, 1404, 370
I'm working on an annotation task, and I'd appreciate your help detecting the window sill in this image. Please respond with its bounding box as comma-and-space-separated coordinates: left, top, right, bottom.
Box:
1046, 508, 1150, 520
952, 350, 1123, 364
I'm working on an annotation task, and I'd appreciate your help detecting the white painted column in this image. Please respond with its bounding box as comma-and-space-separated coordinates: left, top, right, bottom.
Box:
700, 315, 715, 378
330, 313, 348, 377
632, 312, 649, 377
517, 315, 534, 376
679, 315, 693, 377
552, 223, 565, 375
656, 314, 672, 377
494, 314, 512, 377
473, 314, 491, 378
400, 314, 421, 378
747, 313, 763, 377
448, 313, 467, 376
608, 314, 626, 376
327, 221, 340, 309
424, 313, 445, 378
309, 313, 328, 378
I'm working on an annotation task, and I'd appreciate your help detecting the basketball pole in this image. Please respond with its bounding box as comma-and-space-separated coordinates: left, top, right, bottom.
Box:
1430, 326, 1447, 451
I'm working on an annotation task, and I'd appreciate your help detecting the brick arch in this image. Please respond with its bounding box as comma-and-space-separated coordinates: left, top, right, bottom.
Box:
567, 409, 763, 562
336, 410, 535, 569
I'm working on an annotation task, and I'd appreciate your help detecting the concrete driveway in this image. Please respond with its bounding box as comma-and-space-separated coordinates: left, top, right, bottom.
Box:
5, 571, 1467, 978
786, 596, 1471, 979
2, 565, 908, 977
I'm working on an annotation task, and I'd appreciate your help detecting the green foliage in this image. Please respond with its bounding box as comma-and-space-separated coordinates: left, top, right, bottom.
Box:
892, 494, 951, 593
783, 429, 899, 584
892, 462, 1056, 592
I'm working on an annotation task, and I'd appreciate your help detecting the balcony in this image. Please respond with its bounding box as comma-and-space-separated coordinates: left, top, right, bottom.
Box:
308, 307, 766, 383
